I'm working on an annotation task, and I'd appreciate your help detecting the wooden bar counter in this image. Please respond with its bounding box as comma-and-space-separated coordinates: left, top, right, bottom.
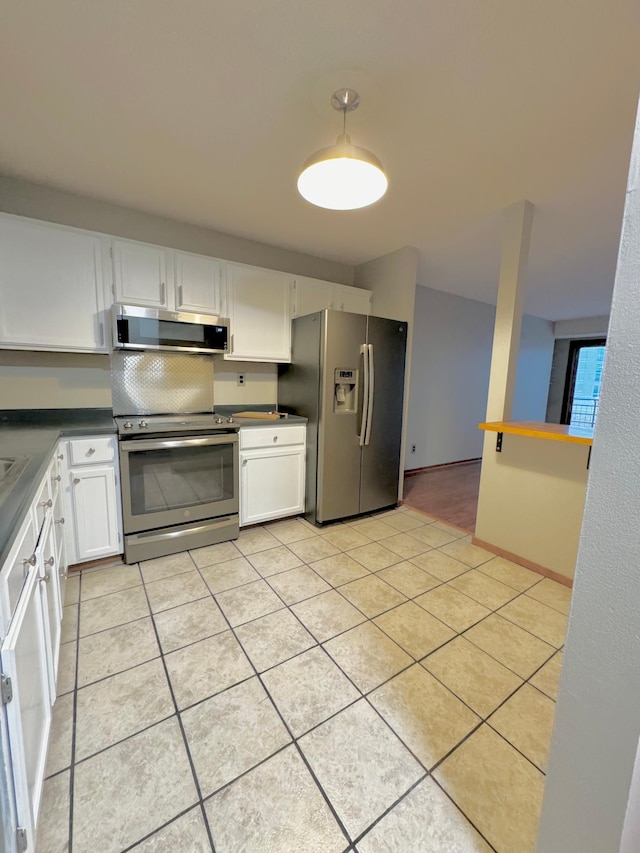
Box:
474, 421, 593, 583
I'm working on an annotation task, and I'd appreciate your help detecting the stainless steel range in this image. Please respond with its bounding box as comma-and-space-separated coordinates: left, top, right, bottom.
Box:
115, 414, 239, 564
110, 349, 239, 563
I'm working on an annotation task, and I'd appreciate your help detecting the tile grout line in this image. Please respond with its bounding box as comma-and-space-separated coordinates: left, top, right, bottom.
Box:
430, 775, 500, 853
55, 512, 568, 850
137, 576, 218, 853
119, 803, 206, 853
190, 560, 356, 849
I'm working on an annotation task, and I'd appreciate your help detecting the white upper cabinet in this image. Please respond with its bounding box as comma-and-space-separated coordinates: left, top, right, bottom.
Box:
0, 213, 106, 352
333, 284, 372, 315
225, 263, 292, 362
174, 251, 224, 315
112, 239, 169, 309
291, 277, 334, 318
111, 239, 224, 316
291, 277, 372, 318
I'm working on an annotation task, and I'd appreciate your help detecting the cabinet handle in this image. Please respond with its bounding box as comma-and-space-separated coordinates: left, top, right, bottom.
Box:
273, 435, 278, 442
22, 554, 37, 568
160, 281, 166, 304
52, 474, 61, 482
99, 321, 105, 347
87, 447, 96, 456
40, 573, 51, 584
56, 516, 65, 525
40, 498, 53, 509
178, 284, 183, 306
45, 556, 55, 567
57, 452, 64, 461
242, 459, 247, 466
73, 478, 80, 485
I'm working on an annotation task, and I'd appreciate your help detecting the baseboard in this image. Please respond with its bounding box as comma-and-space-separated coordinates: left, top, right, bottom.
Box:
404, 458, 482, 476
471, 537, 573, 588
69, 554, 125, 574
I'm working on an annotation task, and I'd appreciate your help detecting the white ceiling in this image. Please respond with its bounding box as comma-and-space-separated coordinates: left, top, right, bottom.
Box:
1, 1, 639, 320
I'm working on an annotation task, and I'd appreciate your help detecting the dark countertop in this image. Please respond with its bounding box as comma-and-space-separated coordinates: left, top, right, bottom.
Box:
215, 405, 307, 428
0, 409, 116, 569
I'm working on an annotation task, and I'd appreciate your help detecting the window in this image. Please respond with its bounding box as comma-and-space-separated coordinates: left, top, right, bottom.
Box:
561, 338, 606, 427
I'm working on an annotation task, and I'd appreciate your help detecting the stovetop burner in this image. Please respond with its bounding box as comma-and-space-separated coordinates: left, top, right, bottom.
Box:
114, 413, 239, 436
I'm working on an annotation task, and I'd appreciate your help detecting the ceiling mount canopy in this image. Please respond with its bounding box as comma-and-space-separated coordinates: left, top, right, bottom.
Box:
297, 88, 388, 211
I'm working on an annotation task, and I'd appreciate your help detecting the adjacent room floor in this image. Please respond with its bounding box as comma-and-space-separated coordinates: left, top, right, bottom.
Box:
403, 461, 482, 532
39, 506, 569, 853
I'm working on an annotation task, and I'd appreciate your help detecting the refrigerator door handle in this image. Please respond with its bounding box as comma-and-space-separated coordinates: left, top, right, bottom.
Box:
365, 343, 375, 446
359, 343, 369, 446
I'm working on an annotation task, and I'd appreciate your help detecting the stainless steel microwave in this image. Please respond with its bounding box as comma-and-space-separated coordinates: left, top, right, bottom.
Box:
112, 304, 230, 354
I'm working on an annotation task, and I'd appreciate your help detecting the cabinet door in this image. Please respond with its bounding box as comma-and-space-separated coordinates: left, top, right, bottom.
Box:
0, 512, 37, 638
112, 239, 169, 308
226, 263, 291, 362
240, 447, 305, 526
1, 567, 52, 848
174, 251, 224, 315
37, 520, 62, 701
0, 213, 106, 352
291, 277, 334, 318
332, 284, 372, 315
53, 487, 68, 606
69, 466, 120, 560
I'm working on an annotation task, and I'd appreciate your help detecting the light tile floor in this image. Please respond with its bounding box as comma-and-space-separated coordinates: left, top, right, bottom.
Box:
39, 507, 570, 852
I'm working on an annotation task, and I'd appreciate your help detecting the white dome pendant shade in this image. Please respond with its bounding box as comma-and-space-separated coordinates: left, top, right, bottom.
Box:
297, 89, 388, 211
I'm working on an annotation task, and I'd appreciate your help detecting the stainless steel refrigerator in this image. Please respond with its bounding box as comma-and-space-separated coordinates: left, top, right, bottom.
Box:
279, 310, 408, 524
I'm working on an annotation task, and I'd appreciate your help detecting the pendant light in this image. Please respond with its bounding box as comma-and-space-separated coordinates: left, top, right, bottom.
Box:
297, 88, 388, 210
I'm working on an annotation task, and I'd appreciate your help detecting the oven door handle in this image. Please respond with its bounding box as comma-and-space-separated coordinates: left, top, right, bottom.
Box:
119, 434, 238, 453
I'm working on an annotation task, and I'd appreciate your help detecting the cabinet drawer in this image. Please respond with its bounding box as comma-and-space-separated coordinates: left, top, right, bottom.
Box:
240, 425, 305, 451
69, 437, 115, 465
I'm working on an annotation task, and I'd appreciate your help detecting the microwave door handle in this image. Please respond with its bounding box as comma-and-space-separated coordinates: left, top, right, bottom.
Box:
365, 343, 374, 446
359, 344, 369, 447
119, 434, 238, 453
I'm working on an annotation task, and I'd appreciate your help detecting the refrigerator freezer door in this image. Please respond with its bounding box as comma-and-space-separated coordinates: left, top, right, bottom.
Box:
317, 311, 368, 522
360, 316, 408, 513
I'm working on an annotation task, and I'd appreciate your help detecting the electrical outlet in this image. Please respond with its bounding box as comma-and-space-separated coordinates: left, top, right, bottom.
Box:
237, 374, 245, 386
411, 444, 416, 453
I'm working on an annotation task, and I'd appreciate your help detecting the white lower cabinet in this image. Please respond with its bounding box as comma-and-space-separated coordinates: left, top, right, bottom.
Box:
37, 518, 62, 701
60, 437, 122, 565
239, 426, 306, 526
0, 458, 64, 853
1, 565, 52, 853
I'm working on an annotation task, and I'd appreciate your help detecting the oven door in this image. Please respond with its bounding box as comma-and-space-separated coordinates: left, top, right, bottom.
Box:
119, 433, 239, 534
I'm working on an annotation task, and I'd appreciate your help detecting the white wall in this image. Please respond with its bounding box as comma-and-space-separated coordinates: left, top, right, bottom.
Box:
406, 287, 493, 469
537, 100, 640, 852
405, 286, 554, 469
512, 313, 555, 421
0, 350, 279, 410
0, 351, 112, 409
553, 315, 609, 338
213, 362, 277, 406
